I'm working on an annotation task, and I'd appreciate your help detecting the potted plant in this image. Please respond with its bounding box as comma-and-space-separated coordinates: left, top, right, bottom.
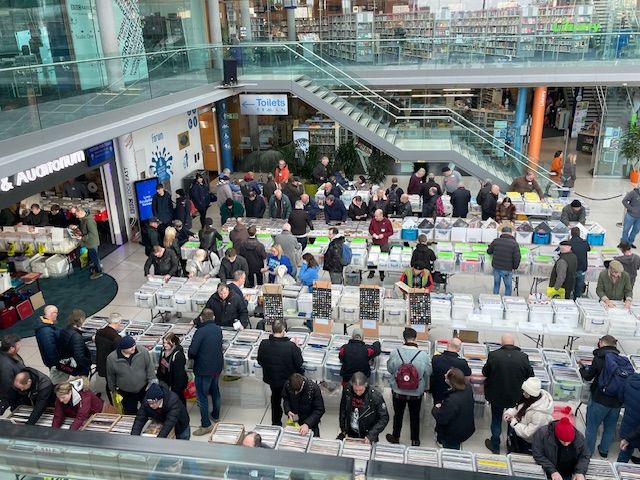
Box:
621, 122, 640, 183
366, 148, 392, 185
334, 140, 359, 180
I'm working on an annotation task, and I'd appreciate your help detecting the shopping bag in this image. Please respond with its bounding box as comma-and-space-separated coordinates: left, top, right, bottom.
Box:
546, 287, 565, 299
285, 418, 300, 428
113, 392, 124, 414
183, 380, 196, 400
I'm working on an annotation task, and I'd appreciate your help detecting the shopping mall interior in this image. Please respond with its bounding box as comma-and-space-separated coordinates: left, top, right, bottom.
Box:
2, 0, 640, 479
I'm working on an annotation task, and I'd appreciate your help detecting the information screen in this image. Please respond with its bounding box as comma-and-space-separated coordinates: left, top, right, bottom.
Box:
85, 140, 116, 167
134, 177, 158, 221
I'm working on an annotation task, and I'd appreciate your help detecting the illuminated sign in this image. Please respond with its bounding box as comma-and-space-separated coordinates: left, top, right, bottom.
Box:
0, 151, 85, 192
551, 23, 600, 33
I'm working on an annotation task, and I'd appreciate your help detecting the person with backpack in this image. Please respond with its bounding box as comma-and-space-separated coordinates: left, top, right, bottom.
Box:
618, 372, 640, 463
386, 177, 404, 215
199, 218, 223, 254
385, 328, 432, 446
578, 335, 632, 458
323, 227, 350, 284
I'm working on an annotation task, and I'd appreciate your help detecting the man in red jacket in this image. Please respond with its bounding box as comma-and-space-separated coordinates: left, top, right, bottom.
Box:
368, 208, 394, 279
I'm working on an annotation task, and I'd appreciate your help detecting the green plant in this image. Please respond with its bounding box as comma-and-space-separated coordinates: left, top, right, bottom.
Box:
621, 123, 640, 173
366, 148, 392, 185
279, 142, 319, 182
335, 140, 359, 178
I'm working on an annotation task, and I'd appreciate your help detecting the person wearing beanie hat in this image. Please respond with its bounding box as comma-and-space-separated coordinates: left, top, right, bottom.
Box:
578, 334, 627, 458
560, 199, 587, 226
173, 188, 193, 231
190, 171, 212, 228
131, 383, 191, 439
596, 259, 633, 308
532, 416, 590, 480
219, 195, 245, 225
106, 335, 155, 415
615, 241, 640, 288
550, 241, 578, 299
338, 326, 382, 384
503, 377, 554, 453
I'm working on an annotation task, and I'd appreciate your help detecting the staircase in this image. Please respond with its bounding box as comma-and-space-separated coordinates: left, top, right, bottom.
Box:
564, 87, 603, 126
277, 43, 560, 194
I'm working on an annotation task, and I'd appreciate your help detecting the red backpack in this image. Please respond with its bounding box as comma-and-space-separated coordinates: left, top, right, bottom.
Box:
395, 350, 422, 390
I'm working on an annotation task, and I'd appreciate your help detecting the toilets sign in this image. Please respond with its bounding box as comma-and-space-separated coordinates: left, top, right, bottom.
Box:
239, 94, 288, 115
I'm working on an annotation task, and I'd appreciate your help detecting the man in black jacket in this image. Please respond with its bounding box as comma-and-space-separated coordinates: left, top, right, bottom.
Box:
450, 183, 471, 218
245, 191, 266, 218
532, 418, 590, 480
482, 333, 534, 454
338, 327, 381, 383
282, 373, 325, 437
550, 241, 578, 299
411, 235, 437, 273
348, 196, 369, 221
144, 245, 179, 279
570, 227, 591, 299
338, 372, 389, 443
323, 227, 346, 284
10, 368, 54, 425
289, 201, 314, 249
578, 335, 625, 458
57, 310, 91, 377
219, 248, 250, 284
430, 338, 471, 404
312, 156, 330, 185
238, 226, 268, 287
143, 217, 162, 256
95, 314, 122, 403
257, 320, 304, 426
481, 184, 500, 220
131, 384, 190, 439
487, 226, 521, 296
0, 335, 24, 412
476, 178, 492, 208
204, 283, 249, 329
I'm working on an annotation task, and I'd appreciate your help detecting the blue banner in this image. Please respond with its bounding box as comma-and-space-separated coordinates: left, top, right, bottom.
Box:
215, 100, 234, 172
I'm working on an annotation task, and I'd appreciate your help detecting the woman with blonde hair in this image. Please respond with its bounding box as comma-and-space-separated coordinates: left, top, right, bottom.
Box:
52, 377, 110, 430
163, 226, 183, 275
185, 248, 220, 279
262, 243, 292, 283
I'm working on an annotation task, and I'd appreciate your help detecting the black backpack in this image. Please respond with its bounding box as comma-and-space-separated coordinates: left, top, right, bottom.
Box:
387, 186, 399, 207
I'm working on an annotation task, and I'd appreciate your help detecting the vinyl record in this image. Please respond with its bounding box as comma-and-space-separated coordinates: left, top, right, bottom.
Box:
87, 182, 99, 193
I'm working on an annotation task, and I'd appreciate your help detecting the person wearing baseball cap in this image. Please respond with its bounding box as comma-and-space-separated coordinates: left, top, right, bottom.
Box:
550, 241, 578, 299
106, 335, 156, 415
596, 259, 633, 308
503, 377, 554, 454
130, 383, 191, 439
560, 199, 587, 226
532, 416, 590, 480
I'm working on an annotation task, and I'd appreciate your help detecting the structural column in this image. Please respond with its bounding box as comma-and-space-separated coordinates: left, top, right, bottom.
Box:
95, 1, 124, 91
240, 0, 253, 41
527, 86, 547, 172
287, 8, 297, 41
513, 87, 529, 154
207, 0, 224, 69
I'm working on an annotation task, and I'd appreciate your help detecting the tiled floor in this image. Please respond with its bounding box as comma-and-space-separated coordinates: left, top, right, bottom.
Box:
14, 149, 639, 459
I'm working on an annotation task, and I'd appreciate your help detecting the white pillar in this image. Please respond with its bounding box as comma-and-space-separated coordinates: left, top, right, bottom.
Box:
287, 8, 297, 41
95, 1, 124, 91
207, 0, 224, 69
240, 0, 253, 41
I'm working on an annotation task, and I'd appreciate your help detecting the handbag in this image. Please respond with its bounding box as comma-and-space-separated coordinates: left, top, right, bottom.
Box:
57, 357, 77, 374
506, 424, 532, 454
113, 392, 124, 415
183, 380, 196, 400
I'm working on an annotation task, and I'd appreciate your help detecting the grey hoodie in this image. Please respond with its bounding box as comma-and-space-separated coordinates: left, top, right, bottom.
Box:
622, 188, 640, 218
106, 346, 155, 394
616, 253, 640, 286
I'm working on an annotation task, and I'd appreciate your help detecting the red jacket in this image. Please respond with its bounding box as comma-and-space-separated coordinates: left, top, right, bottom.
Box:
275, 165, 290, 184
369, 218, 394, 246
52, 390, 104, 430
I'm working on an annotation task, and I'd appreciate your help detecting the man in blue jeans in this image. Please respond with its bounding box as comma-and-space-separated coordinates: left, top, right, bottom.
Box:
188, 308, 224, 436
621, 187, 640, 248
570, 227, 591, 299
482, 333, 534, 454
578, 335, 624, 458
617, 372, 640, 463
487, 226, 521, 296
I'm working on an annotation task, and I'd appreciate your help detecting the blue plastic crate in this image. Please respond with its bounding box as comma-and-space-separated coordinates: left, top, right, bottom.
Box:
401, 228, 419, 241
587, 232, 605, 246
532, 231, 551, 245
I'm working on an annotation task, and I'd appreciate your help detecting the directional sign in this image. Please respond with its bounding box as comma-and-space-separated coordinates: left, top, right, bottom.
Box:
239, 94, 288, 116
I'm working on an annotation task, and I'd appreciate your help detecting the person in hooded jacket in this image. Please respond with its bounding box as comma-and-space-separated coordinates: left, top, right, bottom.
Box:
152, 184, 174, 224
95, 314, 122, 403
532, 418, 590, 480
504, 377, 554, 454
432, 367, 475, 450
245, 190, 266, 218
10, 367, 55, 425
282, 373, 325, 437
53, 379, 105, 430
203, 283, 249, 328
228, 219, 249, 250
450, 183, 471, 218
238, 226, 268, 287
57, 310, 91, 377
173, 189, 193, 231
338, 372, 389, 443
578, 334, 625, 458
257, 320, 304, 426
143, 218, 163, 256
157, 333, 188, 405
339, 328, 381, 384
323, 227, 347, 284
190, 173, 212, 228
199, 218, 223, 253
618, 372, 640, 462
220, 198, 245, 225
476, 178, 492, 208
411, 235, 437, 273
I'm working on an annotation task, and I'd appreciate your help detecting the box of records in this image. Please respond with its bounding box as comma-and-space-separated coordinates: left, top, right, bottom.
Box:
549, 366, 583, 402
252, 425, 282, 448
405, 447, 440, 467
324, 350, 342, 383
82, 413, 121, 432
542, 348, 572, 367
372, 443, 406, 464
224, 343, 252, 376
508, 453, 546, 479
302, 347, 326, 382
110, 415, 135, 434
475, 454, 511, 476
439, 449, 474, 471
341, 438, 372, 461
586, 459, 617, 480
307, 438, 342, 456
616, 462, 640, 480
209, 423, 245, 445
277, 427, 312, 452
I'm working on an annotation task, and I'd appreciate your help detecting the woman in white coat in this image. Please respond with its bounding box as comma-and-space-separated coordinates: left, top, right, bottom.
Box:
185, 248, 220, 279
503, 377, 554, 454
